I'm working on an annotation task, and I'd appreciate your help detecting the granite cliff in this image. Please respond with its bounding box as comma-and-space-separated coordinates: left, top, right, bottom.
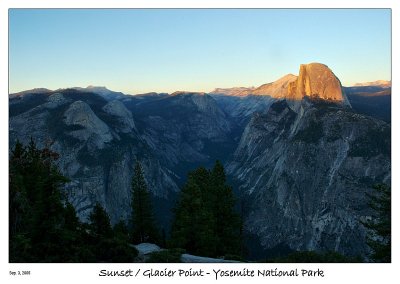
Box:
286, 63, 350, 105
223, 64, 389, 258
9, 63, 390, 259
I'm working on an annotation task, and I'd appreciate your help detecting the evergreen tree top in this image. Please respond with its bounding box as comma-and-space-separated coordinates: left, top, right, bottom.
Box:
212, 160, 226, 185
89, 203, 113, 238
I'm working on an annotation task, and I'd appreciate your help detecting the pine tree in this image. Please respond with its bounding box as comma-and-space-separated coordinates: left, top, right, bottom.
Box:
89, 203, 113, 239
362, 184, 391, 262
9, 141, 31, 262
170, 174, 216, 256
9, 140, 29, 240
170, 161, 241, 258
113, 220, 130, 242
210, 160, 242, 256
9, 139, 138, 262
88, 203, 138, 262
9, 139, 69, 262
131, 161, 159, 244
64, 202, 80, 231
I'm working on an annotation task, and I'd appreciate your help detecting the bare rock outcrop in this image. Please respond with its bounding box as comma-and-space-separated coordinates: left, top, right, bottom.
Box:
227, 99, 389, 258
64, 100, 113, 148
102, 100, 137, 133
251, 74, 297, 98
287, 63, 350, 106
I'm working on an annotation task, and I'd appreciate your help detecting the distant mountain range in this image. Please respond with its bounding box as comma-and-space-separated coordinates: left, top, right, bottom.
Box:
9, 63, 391, 260
353, 80, 391, 88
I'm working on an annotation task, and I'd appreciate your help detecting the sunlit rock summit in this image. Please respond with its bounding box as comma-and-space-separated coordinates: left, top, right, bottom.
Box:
286, 63, 350, 106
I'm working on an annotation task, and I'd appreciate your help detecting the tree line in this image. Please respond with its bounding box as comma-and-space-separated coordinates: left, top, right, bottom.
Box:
9, 140, 138, 262
9, 140, 242, 262
9, 140, 390, 262
169, 162, 242, 257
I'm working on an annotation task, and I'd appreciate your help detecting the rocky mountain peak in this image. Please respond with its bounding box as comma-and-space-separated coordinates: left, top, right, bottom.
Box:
251, 73, 297, 98
71, 86, 126, 101
287, 63, 350, 106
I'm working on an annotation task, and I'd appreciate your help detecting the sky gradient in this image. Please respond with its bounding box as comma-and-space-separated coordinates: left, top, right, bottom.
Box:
9, 9, 391, 95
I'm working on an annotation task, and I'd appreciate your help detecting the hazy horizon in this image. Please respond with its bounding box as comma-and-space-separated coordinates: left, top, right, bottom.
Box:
9, 9, 391, 94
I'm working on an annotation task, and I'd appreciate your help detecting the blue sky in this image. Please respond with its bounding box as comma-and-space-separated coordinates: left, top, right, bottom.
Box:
9, 9, 391, 94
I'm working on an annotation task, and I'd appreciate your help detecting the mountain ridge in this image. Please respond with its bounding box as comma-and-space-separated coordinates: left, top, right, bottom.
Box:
353, 80, 391, 88
10, 75, 389, 102
9, 62, 391, 259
